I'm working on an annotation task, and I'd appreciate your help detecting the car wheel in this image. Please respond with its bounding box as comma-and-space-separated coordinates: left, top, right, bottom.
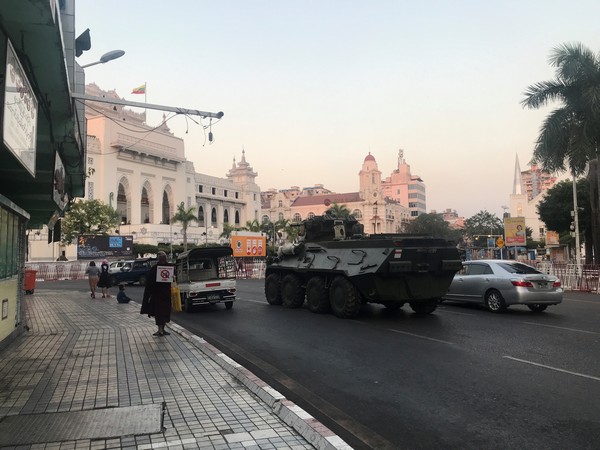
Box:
225, 301, 233, 310
528, 304, 548, 312
410, 299, 438, 315
329, 276, 361, 319
138, 275, 147, 286
306, 277, 330, 313
281, 274, 305, 308
485, 289, 507, 313
265, 273, 282, 305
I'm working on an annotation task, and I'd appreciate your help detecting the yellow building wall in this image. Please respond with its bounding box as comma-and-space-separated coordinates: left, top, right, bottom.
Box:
0, 278, 19, 341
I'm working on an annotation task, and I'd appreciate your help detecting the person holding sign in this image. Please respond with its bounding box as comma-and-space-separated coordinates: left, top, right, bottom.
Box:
141, 251, 174, 337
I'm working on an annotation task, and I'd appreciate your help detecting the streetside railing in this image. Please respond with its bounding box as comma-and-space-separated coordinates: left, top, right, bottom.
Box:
535, 262, 600, 293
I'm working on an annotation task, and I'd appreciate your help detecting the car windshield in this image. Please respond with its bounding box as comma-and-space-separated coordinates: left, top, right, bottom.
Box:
496, 262, 541, 275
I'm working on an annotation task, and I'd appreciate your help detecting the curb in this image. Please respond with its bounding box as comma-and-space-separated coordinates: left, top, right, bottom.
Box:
168, 322, 353, 450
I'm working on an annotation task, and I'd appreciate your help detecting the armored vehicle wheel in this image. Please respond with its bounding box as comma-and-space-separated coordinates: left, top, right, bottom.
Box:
183, 293, 193, 313
410, 299, 438, 315
329, 277, 361, 319
265, 273, 283, 305
306, 277, 330, 313
281, 274, 305, 308
485, 289, 507, 313
225, 301, 233, 310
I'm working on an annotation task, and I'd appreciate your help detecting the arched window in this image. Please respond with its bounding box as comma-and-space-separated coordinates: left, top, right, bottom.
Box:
293, 213, 301, 223
211, 207, 217, 225
224, 209, 229, 224
278, 212, 284, 221
352, 209, 362, 219
162, 191, 170, 224
278, 200, 283, 207
262, 215, 270, 224
234, 210, 240, 225
198, 206, 205, 225
141, 183, 152, 223
308, 212, 315, 219
117, 179, 130, 225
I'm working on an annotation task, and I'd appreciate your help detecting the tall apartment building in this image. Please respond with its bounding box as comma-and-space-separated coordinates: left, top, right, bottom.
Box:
381, 149, 426, 217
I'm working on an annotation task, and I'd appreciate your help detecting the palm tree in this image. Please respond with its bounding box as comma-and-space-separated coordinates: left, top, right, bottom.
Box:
244, 219, 261, 232
171, 202, 199, 251
220, 223, 236, 241
325, 202, 351, 218
521, 42, 600, 263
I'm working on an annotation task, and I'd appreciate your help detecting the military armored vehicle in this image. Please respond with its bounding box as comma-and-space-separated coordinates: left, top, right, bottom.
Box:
264, 215, 462, 319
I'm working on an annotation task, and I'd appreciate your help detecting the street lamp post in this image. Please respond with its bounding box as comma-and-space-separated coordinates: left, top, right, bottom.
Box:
80, 50, 125, 69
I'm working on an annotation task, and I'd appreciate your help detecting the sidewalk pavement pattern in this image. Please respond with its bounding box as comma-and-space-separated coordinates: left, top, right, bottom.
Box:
0, 288, 352, 450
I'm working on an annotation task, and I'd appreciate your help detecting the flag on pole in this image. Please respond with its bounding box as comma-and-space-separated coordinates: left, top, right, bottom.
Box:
131, 83, 146, 94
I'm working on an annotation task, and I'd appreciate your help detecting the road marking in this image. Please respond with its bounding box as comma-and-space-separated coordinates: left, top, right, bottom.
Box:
503, 356, 600, 382
564, 297, 600, 304
387, 328, 454, 345
523, 322, 599, 335
244, 298, 267, 305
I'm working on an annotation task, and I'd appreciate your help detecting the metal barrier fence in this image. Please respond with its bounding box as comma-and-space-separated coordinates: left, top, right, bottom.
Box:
537, 262, 600, 293
26, 259, 268, 282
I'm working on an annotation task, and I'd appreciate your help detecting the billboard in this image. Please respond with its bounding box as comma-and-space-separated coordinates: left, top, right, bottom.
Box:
546, 230, 560, 247
504, 217, 526, 246
77, 235, 134, 260
231, 235, 266, 257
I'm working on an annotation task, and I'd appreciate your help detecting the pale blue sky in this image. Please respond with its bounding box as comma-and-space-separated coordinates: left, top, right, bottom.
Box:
76, 0, 600, 218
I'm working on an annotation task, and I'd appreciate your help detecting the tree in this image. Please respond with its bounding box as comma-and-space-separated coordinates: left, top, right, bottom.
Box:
537, 178, 593, 261
404, 213, 463, 243
463, 210, 504, 248
521, 42, 600, 263
171, 202, 199, 252
220, 223, 236, 240
60, 199, 120, 245
244, 219, 261, 232
325, 202, 351, 218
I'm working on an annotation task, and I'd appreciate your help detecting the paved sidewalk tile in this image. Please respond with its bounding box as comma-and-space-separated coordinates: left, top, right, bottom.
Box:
0, 288, 349, 450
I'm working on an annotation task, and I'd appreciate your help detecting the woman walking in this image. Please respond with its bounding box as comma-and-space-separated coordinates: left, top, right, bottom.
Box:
85, 261, 100, 298
97, 259, 111, 298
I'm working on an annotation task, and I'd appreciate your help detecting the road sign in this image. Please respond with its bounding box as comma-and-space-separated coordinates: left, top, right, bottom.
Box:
496, 237, 505, 248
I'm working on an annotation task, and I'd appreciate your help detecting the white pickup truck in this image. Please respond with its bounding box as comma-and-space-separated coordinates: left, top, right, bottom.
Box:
175, 247, 237, 312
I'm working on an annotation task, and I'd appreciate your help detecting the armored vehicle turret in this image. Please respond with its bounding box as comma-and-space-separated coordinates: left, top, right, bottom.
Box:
264, 215, 462, 319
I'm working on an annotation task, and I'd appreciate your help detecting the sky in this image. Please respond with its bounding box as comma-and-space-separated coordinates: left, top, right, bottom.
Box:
75, 0, 600, 218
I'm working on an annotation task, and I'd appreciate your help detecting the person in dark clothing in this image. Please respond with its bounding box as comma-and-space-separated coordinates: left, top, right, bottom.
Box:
97, 259, 111, 298
116, 285, 131, 303
140, 251, 172, 336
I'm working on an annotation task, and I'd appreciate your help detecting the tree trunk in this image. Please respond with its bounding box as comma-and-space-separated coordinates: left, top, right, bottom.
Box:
588, 158, 600, 263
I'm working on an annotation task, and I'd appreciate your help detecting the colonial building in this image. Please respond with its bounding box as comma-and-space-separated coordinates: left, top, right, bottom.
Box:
262, 152, 413, 233
28, 84, 262, 258
381, 149, 426, 217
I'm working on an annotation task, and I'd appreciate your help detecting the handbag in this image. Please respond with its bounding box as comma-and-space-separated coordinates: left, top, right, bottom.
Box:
171, 282, 182, 312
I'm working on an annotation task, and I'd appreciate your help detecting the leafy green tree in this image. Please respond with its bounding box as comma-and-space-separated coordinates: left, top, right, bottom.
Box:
220, 223, 236, 240
521, 42, 600, 263
537, 178, 593, 261
404, 213, 463, 243
463, 210, 504, 248
244, 219, 261, 232
61, 199, 120, 245
325, 202, 351, 218
171, 202, 199, 251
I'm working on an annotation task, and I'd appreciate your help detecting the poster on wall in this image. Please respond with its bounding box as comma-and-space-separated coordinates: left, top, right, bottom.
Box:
3, 40, 38, 176
504, 217, 526, 246
77, 235, 134, 260
53, 152, 69, 211
231, 235, 266, 257
546, 230, 560, 247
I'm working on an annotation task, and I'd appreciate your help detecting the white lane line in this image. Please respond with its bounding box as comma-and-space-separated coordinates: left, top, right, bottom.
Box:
523, 322, 599, 335
503, 356, 600, 382
564, 297, 600, 304
387, 328, 454, 345
243, 298, 267, 305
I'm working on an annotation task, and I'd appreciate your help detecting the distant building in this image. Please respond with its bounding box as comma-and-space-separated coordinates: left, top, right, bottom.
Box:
262, 152, 415, 233
431, 209, 465, 229
381, 149, 426, 217
521, 163, 558, 200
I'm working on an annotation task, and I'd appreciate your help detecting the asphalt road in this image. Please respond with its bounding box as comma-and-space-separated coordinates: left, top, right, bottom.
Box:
40, 280, 600, 449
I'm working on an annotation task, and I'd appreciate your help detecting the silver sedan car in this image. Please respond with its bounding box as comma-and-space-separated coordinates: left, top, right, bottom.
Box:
443, 260, 563, 313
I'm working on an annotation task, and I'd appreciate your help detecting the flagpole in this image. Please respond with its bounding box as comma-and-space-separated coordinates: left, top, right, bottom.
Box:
144, 81, 147, 123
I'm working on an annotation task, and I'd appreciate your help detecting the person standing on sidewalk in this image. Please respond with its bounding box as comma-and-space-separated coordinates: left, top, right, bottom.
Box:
85, 261, 100, 298
97, 259, 111, 298
141, 251, 173, 336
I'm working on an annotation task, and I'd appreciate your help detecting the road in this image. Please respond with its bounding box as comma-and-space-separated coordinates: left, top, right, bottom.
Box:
41, 280, 600, 449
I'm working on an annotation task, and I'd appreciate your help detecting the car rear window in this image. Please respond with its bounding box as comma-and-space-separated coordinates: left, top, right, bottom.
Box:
496, 262, 540, 274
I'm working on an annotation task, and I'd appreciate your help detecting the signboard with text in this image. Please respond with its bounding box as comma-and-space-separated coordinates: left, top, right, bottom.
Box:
77, 235, 134, 260
231, 235, 266, 257
504, 217, 526, 246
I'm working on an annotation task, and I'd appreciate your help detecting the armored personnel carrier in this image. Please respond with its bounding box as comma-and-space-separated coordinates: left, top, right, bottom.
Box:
264, 215, 462, 319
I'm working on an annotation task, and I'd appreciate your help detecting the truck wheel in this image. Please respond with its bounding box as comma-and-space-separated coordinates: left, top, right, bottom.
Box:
410, 299, 438, 315
281, 274, 305, 308
183, 293, 192, 313
329, 277, 361, 319
225, 301, 233, 310
265, 274, 283, 305
306, 277, 330, 313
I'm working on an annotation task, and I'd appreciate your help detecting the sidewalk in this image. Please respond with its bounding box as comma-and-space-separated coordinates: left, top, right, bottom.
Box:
0, 287, 352, 450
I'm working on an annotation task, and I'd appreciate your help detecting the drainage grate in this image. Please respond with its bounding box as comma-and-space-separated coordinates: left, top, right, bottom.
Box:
0, 403, 164, 447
